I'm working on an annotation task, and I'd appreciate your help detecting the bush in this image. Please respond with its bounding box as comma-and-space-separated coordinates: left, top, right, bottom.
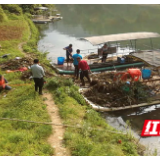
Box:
69, 86, 86, 105
0, 6, 8, 22
1, 4, 22, 15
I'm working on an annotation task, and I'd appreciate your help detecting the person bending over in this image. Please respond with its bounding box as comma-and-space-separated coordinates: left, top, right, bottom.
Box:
77, 57, 91, 86
63, 44, 73, 66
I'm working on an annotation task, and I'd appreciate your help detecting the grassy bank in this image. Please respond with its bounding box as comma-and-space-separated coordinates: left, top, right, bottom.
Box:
0, 4, 145, 156
0, 6, 54, 155
45, 77, 145, 156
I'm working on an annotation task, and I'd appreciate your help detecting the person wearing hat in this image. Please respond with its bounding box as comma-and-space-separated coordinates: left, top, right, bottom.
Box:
101, 43, 108, 63
77, 57, 91, 86
63, 44, 73, 66
72, 49, 82, 79
0, 74, 11, 91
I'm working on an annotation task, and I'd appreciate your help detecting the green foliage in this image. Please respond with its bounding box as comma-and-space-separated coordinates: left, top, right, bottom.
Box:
22, 18, 39, 53
122, 141, 138, 156
19, 4, 55, 13
20, 4, 41, 14
6, 12, 24, 20
46, 77, 60, 90
0, 5, 57, 156
47, 76, 141, 155
0, 6, 8, 22
24, 12, 32, 18
46, 77, 86, 106
46, 77, 73, 90
8, 132, 25, 143
55, 88, 67, 104
0, 77, 54, 155
1, 4, 22, 15
69, 86, 86, 105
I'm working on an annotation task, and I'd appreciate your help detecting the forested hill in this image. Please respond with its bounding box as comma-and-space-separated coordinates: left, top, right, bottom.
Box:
0, 4, 55, 22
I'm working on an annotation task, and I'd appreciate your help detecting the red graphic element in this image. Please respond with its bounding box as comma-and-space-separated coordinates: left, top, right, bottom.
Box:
118, 139, 122, 144
141, 120, 160, 136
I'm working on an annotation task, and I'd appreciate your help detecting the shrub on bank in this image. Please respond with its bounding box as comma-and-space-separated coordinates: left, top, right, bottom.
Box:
1, 4, 22, 15
0, 6, 8, 22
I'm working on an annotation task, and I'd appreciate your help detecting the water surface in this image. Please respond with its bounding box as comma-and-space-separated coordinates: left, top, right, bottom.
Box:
37, 4, 160, 155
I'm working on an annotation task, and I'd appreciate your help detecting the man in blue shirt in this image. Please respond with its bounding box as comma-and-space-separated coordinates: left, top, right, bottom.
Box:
63, 44, 73, 67
72, 49, 82, 79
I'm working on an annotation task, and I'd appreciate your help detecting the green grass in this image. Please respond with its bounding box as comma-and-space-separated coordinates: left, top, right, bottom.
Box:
0, 5, 145, 156
0, 71, 54, 156
45, 77, 143, 156
0, 9, 55, 155
0, 19, 30, 63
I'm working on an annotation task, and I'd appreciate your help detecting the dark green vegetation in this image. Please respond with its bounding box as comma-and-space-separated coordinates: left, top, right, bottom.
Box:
0, 4, 146, 156
56, 4, 160, 50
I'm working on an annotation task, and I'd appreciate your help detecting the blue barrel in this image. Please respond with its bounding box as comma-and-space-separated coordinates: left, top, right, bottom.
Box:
117, 57, 125, 63
142, 69, 151, 79
57, 57, 65, 65
121, 58, 125, 63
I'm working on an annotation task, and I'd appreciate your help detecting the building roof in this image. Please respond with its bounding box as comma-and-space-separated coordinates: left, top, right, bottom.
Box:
130, 50, 160, 67
82, 32, 160, 45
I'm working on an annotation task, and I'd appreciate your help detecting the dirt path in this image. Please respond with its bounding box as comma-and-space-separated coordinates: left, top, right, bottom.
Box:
18, 42, 26, 54
18, 39, 70, 156
43, 91, 70, 156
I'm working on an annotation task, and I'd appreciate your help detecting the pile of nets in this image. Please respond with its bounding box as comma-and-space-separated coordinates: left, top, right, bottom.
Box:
83, 72, 160, 108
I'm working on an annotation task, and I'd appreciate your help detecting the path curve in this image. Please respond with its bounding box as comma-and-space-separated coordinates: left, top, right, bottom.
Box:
18, 37, 70, 156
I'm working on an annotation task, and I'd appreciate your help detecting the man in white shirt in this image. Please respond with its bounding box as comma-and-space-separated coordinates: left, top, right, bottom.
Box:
31, 59, 45, 95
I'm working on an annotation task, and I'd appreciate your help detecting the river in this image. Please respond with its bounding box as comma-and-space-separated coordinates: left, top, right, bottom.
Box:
37, 4, 160, 155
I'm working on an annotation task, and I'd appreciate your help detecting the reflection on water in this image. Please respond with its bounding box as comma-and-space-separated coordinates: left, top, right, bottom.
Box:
37, 23, 97, 63
37, 4, 160, 155
104, 105, 160, 155
104, 104, 160, 132
37, 4, 160, 63
37, 22, 134, 63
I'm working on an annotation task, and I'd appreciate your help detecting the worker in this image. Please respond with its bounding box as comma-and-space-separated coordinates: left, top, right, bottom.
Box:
101, 43, 108, 63
0, 74, 12, 91
77, 57, 91, 86
31, 59, 45, 95
72, 49, 82, 79
63, 44, 73, 67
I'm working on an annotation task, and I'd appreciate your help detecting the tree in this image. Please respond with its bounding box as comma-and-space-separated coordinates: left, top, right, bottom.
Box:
1, 4, 22, 15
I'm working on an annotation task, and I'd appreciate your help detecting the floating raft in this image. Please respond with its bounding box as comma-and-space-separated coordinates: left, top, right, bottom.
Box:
80, 92, 160, 112
32, 16, 62, 24
51, 61, 144, 74
32, 20, 50, 24
129, 50, 160, 67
